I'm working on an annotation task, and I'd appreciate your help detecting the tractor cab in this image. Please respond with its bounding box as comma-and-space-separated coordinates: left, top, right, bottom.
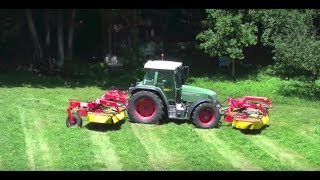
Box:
141, 60, 188, 105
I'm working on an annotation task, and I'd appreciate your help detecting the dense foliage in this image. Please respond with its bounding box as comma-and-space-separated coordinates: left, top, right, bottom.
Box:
0, 9, 319, 82
196, 9, 258, 79
251, 9, 320, 81
197, 10, 257, 61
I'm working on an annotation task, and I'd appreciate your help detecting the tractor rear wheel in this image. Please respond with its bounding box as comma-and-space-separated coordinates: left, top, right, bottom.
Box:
128, 91, 164, 124
192, 103, 220, 129
66, 113, 83, 127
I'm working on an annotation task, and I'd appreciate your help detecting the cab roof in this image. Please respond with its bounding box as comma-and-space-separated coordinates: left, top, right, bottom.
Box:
144, 60, 182, 70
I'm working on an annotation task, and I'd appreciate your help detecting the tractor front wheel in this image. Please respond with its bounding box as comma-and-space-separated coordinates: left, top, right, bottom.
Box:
66, 113, 83, 127
192, 103, 221, 129
128, 91, 164, 124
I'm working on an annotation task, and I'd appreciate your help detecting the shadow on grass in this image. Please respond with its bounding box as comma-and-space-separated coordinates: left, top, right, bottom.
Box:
0, 68, 142, 90
84, 120, 126, 132
238, 125, 270, 135
160, 118, 226, 129
160, 118, 192, 126
278, 81, 320, 101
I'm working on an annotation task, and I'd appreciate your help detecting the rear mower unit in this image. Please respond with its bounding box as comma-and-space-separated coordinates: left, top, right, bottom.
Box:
220, 96, 272, 130
66, 89, 128, 127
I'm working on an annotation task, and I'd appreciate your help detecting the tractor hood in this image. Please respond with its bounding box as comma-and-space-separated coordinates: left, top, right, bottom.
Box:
182, 85, 217, 103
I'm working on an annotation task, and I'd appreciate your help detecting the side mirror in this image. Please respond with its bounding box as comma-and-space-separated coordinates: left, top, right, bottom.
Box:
182, 66, 189, 84
183, 66, 189, 77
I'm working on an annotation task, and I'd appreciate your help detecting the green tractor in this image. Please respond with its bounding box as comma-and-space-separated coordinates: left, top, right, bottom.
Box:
128, 60, 221, 128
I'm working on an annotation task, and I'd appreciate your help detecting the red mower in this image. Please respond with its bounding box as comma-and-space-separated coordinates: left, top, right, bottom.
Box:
220, 96, 272, 130
66, 87, 128, 127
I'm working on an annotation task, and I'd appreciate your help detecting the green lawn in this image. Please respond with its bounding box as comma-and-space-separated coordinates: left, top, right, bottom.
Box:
0, 71, 319, 170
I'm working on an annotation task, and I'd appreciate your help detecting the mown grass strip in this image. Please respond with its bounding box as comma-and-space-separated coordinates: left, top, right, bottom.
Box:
214, 122, 290, 170
15, 91, 59, 170
89, 131, 122, 170
16, 87, 97, 170
154, 121, 235, 170
17, 108, 37, 170
262, 126, 320, 169
263, 104, 320, 169
195, 128, 263, 170
107, 121, 153, 171
130, 123, 187, 170
22, 90, 68, 170
0, 90, 29, 170
246, 135, 316, 170
40, 96, 99, 170
33, 116, 55, 170
48, 127, 95, 170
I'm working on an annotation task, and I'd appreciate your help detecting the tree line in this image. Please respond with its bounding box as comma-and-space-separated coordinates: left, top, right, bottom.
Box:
0, 9, 319, 81
198, 9, 320, 82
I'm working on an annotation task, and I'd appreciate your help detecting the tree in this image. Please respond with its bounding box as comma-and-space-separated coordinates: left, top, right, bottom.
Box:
196, 9, 257, 80
250, 9, 320, 81
56, 9, 64, 69
0, 9, 26, 68
25, 9, 44, 71
272, 31, 320, 82
249, 9, 315, 46
101, 9, 114, 57
67, 9, 77, 62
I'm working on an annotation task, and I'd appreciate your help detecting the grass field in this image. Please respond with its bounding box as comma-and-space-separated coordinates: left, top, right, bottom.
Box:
0, 71, 320, 171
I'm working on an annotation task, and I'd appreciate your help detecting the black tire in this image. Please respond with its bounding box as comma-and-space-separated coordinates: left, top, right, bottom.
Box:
128, 91, 164, 124
66, 113, 83, 127
192, 103, 221, 129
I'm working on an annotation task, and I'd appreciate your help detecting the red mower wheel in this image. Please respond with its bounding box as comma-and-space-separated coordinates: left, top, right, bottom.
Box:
192, 103, 221, 129
128, 91, 164, 124
66, 113, 83, 127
